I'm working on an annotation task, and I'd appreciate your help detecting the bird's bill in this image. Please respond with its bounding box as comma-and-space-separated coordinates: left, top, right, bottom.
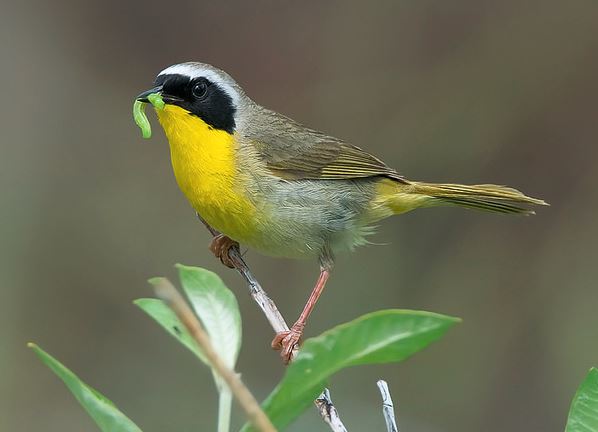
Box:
136, 85, 183, 104
135, 86, 162, 103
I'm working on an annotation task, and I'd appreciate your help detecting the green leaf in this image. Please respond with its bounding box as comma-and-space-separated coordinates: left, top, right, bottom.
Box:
28, 343, 142, 432
176, 264, 242, 371
134, 298, 208, 365
242, 309, 459, 432
566, 368, 598, 432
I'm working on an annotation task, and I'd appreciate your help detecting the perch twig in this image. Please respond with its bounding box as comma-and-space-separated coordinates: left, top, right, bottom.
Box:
197, 213, 348, 431
315, 388, 349, 432
153, 277, 276, 432
197, 214, 291, 338
377, 380, 398, 432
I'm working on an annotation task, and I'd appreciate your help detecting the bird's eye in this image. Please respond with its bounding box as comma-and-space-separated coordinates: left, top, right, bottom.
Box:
192, 80, 208, 99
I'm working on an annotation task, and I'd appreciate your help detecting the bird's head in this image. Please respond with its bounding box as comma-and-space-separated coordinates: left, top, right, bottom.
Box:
136, 62, 244, 134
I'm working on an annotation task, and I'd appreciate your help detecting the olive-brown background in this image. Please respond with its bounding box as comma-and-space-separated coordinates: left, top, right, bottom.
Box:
2, 1, 597, 431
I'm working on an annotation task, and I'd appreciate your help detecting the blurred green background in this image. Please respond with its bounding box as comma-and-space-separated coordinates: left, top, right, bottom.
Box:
2, 0, 597, 431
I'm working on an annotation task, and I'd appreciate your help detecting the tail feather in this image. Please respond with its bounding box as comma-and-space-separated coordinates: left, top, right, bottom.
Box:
409, 181, 548, 215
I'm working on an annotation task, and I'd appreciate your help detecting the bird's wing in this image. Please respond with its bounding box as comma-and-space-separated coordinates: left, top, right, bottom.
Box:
265, 141, 404, 181
247, 109, 405, 182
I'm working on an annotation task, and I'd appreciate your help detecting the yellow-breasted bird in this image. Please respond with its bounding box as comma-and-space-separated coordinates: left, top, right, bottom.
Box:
136, 62, 546, 362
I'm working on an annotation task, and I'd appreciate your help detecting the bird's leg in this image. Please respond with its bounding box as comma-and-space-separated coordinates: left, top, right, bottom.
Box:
196, 212, 240, 269
272, 265, 331, 364
209, 234, 240, 269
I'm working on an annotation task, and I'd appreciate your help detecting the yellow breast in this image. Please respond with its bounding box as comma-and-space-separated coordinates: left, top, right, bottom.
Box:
155, 105, 258, 241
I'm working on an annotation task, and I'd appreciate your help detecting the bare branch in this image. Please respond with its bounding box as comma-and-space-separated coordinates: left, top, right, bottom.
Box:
197, 214, 291, 338
376, 380, 398, 432
197, 213, 348, 431
315, 389, 349, 432
153, 277, 276, 432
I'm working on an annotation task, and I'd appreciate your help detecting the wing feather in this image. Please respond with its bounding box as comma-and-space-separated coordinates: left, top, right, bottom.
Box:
244, 106, 405, 182
268, 142, 403, 181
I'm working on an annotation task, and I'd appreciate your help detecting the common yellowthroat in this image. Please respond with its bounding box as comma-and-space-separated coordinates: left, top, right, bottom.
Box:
136, 62, 546, 362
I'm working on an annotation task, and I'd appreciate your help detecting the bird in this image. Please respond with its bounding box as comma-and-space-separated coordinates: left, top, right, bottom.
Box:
135, 62, 546, 363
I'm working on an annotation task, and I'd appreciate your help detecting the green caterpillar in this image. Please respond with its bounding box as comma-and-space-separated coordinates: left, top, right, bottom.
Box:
133, 93, 165, 139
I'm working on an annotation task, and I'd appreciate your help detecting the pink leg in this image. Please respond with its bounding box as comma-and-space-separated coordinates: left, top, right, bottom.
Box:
272, 268, 331, 364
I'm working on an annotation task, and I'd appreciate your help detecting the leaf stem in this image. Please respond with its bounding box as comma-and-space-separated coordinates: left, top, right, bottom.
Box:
218, 388, 233, 432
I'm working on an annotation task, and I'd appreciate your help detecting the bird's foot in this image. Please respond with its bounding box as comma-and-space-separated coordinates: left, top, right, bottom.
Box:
209, 234, 239, 269
271, 322, 304, 364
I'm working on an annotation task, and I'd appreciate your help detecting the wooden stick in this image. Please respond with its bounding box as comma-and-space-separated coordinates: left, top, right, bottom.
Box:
153, 277, 276, 432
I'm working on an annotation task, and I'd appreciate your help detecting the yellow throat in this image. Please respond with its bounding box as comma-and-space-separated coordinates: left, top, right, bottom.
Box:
155, 105, 257, 240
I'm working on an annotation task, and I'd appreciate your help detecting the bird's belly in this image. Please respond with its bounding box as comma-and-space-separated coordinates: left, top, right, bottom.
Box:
177, 175, 322, 258
238, 178, 382, 259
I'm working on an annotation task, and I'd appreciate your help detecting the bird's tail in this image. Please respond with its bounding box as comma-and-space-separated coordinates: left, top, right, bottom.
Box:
383, 180, 548, 216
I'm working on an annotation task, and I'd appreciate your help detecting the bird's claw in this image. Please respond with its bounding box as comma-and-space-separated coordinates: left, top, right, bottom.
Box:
271, 323, 304, 364
209, 234, 239, 269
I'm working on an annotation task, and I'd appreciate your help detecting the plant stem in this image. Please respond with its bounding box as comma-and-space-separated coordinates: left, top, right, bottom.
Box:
153, 277, 276, 432
377, 380, 398, 432
218, 388, 233, 432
